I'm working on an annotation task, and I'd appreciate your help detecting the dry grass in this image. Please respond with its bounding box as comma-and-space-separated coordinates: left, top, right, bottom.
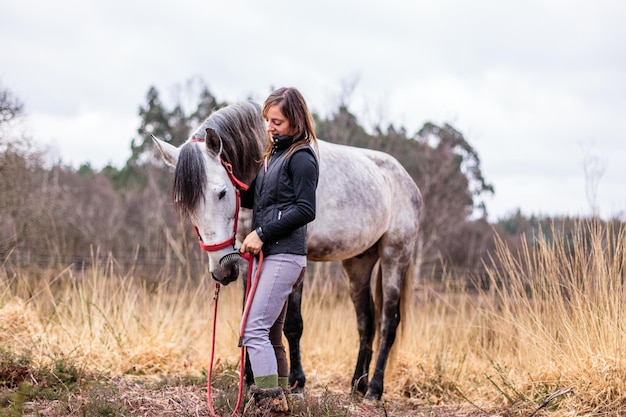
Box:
1, 219, 625, 415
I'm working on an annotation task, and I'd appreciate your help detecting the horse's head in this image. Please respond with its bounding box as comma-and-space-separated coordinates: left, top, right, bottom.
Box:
152, 128, 246, 285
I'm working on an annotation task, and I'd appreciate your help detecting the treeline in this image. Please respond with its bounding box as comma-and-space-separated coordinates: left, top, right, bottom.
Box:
1, 79, 621, 284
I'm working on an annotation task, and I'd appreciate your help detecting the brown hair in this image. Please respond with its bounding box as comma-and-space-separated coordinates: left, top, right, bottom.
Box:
261, 87, 318, 160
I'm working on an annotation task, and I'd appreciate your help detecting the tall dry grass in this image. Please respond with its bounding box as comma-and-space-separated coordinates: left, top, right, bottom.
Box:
1, 219, 625, 414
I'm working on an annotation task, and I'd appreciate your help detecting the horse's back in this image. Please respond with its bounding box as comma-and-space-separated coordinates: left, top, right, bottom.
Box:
306, 140, 421, 261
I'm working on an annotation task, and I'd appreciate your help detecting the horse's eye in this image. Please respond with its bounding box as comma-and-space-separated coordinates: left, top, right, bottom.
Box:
218, 189, 227, 200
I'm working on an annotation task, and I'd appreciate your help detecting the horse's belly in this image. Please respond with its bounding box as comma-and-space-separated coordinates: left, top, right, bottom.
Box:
305, 209, 388, 261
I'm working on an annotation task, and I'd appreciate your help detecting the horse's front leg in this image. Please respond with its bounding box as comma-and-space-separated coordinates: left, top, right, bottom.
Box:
284, 279, 306, 392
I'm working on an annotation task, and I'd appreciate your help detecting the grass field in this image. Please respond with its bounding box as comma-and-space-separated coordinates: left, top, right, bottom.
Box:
1, 220, 625, 416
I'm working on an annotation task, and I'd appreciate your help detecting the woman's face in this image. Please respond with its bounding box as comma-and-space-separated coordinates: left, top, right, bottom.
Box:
265, 105, 293, 137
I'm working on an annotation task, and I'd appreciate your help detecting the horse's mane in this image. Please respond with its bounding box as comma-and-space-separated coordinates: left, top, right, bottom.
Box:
173, 102, 265, 219
196, 101, 266, 182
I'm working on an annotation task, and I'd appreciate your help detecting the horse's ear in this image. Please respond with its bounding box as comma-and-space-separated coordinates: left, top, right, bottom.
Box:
205, 128, 223, 156
152, 135, 180, 168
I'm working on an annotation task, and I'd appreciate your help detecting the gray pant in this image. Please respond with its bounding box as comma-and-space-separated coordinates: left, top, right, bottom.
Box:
243, 253, 306, 379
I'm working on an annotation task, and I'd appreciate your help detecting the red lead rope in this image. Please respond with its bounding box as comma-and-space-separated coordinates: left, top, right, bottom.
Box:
207, 251, 263, 417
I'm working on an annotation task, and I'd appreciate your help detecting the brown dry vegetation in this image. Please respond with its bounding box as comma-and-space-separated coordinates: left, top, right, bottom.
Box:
1, 220, 626, 416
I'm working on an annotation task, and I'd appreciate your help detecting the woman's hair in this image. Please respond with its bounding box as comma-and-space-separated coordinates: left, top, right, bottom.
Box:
261, 87, 319, 160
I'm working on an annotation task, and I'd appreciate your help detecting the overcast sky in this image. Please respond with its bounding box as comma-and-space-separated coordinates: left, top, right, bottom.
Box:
2, 0, 625, 221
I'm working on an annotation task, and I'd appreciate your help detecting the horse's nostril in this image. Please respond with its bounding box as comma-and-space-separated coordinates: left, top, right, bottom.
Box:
220, 252, 242, 267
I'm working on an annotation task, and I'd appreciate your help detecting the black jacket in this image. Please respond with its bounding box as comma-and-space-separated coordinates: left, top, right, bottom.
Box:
241, 139, 318, 256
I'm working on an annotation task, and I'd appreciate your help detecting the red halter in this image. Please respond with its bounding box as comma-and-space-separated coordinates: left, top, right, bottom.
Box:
190, 138, 249, 253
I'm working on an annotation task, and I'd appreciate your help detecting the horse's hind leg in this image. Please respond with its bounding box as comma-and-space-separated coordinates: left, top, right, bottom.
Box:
364, 244, 412, 401
342, 247, 379, 397
284, 279, 306, 392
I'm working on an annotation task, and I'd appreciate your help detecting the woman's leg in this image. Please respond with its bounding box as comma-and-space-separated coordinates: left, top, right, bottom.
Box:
243, 253, 306, 386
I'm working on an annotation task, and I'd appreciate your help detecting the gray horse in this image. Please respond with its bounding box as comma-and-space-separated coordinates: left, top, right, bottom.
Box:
153, 101, 422, 400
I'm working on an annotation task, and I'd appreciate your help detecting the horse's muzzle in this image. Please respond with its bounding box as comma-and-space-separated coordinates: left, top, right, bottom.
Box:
211, 252, 242, 285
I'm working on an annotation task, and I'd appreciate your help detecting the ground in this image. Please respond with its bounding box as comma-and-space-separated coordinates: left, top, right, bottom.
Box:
15, 378, 514, 417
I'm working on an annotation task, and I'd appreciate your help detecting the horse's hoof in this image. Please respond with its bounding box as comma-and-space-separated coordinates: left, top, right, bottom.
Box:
363, 396, 379, 405
363, 390, 382, 403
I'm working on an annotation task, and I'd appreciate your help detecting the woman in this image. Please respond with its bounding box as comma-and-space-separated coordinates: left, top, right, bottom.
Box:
240, 87, 319, 413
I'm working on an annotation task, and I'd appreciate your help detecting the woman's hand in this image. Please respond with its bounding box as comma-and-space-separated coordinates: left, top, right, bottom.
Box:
240, 230, 263, 255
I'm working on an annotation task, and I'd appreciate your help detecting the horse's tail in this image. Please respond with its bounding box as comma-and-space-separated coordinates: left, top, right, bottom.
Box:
374, 262, 380, 337
399, 257, 413, 338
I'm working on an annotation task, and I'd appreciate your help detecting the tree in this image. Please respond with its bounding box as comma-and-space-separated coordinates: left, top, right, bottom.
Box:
105, 80, 225, 192
315, 104, 370, 148
0, 84, 23, 125
581, 142, 606, 218
417, 122, 494, 218
0, 82, 30, 259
